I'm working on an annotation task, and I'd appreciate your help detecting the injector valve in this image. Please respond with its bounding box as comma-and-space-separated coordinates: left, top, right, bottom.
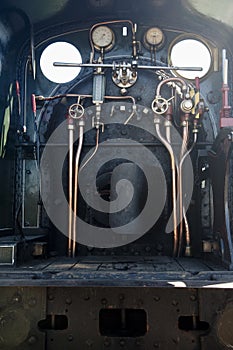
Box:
180, 98, 193, 113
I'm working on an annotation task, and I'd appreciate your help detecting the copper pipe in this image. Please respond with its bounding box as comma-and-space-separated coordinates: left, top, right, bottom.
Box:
89, 20, 135, 63
178, 131, 198, 256
155, 122, 178, 256
79, 96, 136, 170
37, 94, 136, 105
165, 104, 173, 143
124, 109, 136, 125
105, 95, 136, 105
72, 121, 85, 257
177, 119, 189, 257
165, 121, 171, 143
68, 118, 74, 257
79, 128, 100, 173
163, 105, 179, 256
156, 77, 187, 97
183, 206, 190, 246
36, 94, 92, 101
183, 132, 197, 255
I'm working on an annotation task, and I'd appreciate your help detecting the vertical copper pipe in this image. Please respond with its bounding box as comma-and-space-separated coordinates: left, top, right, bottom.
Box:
155, 121, 178, 256
183, 132, 198, 255
178, 118, 189, 256
178, 131, 198, 256
165, 104, 173, 143
79, 128, 99, 172
68, 118, 74, 257
183, 207, 191, 256
72, 121, 84, 258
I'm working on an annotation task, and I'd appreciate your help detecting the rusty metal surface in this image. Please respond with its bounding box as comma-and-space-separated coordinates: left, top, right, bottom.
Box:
0, 287, 46, 349
0, 285, 232, 349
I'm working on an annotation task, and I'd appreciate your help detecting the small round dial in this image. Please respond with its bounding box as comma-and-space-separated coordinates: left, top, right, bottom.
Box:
144, 27, 164, 49
91, 25, 115, 51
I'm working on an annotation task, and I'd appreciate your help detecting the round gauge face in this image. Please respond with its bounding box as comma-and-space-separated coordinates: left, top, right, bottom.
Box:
91, 25, 114, 50
145, 27, 164, 47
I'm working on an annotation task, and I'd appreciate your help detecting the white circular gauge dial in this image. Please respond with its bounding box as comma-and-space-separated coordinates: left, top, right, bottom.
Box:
145, 27, 164, 47
91, 25, 114, 50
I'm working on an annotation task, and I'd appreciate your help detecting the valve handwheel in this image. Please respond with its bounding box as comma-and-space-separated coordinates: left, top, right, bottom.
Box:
68, 103, 84, 119
151, 96, 169, 114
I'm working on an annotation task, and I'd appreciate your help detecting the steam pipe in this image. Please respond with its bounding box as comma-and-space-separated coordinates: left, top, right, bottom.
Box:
177, 117, 189, 257
156, 77, 187, 97
72, 120, 85, 257
178, 130, 198, 256
183, 206, 191, 257
165, 104, 173, 143
79, 128, 100, 172
68, 117, 74, 257
36, 93, 136, 105
89, 20, 135, 63
154, 120, 178, 257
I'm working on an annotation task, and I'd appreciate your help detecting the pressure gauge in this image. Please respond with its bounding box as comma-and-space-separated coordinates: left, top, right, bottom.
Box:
91, 25, 115, 51
144, 27, 165, 50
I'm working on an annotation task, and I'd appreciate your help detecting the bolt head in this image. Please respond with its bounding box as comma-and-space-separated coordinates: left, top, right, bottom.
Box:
28, 336, 37, 345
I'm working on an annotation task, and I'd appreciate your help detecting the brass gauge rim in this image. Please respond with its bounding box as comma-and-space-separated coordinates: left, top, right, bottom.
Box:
143, 26, 165, 50
91, 25, 115, 52
168, 33, 214, 80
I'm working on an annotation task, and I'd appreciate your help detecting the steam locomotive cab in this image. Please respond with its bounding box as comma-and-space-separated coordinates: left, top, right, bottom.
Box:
1, 0, 233, 349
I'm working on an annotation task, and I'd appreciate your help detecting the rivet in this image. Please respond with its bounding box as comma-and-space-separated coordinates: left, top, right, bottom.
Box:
86, 339, 93, 347
172, 337, 180, 344
12, 294, 21, 303
119, 294, 125, 301
104, 339, 111, 347
138, 299, 143, 306
66, 297, 72, 305
120, 339, 125, 347
67, 334, 73, 342
28, 298, 36, 307
28, 336, 37, 345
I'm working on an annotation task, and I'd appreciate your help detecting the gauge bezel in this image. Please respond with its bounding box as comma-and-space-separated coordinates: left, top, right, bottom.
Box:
143, 26, 165, 51
91, 25, 115, 52
168, 34, 214, 80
